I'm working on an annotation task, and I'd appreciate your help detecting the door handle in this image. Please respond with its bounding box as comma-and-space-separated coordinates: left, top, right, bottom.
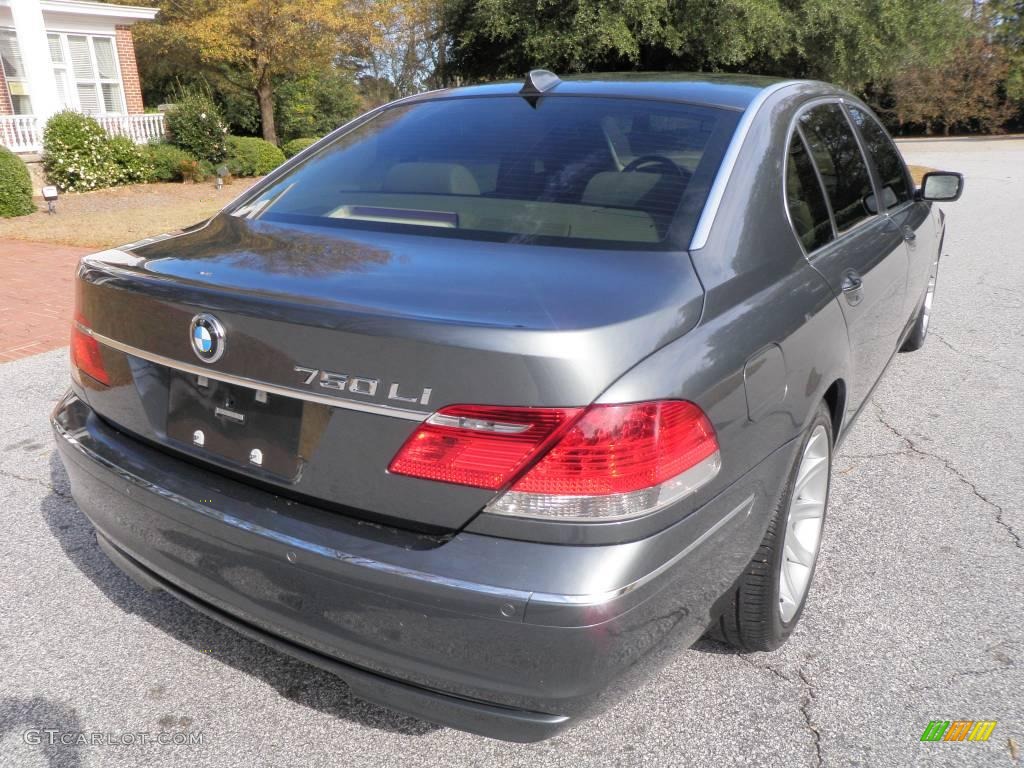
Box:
841, 271, 863, 293
902, 226, 917, 243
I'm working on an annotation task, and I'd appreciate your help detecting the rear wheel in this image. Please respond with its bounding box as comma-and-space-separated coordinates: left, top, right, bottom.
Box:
711, 402, 832, 651
900, 254, 940, 352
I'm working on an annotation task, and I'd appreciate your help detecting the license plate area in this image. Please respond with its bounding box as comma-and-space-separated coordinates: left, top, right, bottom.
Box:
166, 373, 304, 479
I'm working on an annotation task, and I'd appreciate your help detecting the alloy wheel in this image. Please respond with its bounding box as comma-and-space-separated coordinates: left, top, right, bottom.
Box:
778, 425, 829, 623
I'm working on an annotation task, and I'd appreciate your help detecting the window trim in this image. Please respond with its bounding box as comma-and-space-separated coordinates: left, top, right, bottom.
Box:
0, 28, 33, 115
782, 96, 886, 259
46, 30, 127, 115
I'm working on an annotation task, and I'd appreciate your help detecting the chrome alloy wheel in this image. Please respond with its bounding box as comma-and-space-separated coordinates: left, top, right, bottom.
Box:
920, 268, 937, 337
778, 425, 829, 623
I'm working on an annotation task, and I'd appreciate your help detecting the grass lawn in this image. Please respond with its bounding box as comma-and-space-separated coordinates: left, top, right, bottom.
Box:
0, 178, 259, 249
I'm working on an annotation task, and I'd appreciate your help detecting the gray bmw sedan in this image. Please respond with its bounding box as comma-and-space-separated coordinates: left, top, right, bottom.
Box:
53, 71, 962, 741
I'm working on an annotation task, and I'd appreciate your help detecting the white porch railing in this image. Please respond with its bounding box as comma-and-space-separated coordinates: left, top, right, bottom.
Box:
0, 115, 41, 153
94, 113, 166, 144
0, 112, 166, 154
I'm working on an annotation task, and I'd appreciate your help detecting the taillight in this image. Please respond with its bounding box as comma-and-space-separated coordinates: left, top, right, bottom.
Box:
70, 316, 110, 385
388, 405, 581, 490
390, 400, 719, 521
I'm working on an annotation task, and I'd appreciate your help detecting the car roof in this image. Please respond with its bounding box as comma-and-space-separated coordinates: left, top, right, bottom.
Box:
410, 73, 801, 112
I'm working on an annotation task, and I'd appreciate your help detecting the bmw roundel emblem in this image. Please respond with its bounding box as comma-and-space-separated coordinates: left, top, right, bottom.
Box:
189, 313, 226, 363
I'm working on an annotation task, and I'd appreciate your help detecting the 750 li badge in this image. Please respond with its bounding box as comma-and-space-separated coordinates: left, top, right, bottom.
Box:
294, 366, 432, 405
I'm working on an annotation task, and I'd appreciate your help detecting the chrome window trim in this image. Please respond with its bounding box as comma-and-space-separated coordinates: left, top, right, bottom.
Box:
689, 80, 801, 251
78, 324, 430, 422
782, 96, 886, 260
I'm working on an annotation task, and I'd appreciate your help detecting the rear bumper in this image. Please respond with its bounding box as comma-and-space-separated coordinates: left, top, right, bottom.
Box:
52, 391, 794, 740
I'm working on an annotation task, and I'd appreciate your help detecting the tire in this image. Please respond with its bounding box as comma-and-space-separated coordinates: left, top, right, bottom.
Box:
710, 401, 833, 652
900, 253, 940, 352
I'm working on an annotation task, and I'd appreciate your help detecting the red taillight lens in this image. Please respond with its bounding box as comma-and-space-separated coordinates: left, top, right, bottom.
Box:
389, 400, 720, 520
70, 318, 110, 385
388, 405, 582, 490
510, 401, 717, 496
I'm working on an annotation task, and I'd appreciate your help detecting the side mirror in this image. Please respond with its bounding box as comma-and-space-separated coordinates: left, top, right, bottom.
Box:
918, 171, 964, 202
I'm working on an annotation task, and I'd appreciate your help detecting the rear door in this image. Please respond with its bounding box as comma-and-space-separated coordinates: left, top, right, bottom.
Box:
791, 101, 909, 413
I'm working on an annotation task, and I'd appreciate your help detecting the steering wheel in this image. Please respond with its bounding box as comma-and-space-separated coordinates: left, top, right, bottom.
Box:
623, 154, 685, 176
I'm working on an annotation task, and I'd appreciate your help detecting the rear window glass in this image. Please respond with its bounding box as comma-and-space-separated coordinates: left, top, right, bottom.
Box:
786, 132, 834, 252
232, 96, 739, 249
798, 104, 876, 232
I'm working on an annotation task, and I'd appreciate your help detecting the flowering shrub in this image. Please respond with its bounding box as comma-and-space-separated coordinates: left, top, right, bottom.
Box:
42, 111, 117, 192
0, 146, 35, 217
107, 136, 154, 184
166, 88, 228, 163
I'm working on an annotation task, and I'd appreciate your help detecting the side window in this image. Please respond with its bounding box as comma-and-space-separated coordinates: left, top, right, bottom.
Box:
786, 132, 834, 252
847, 106, 912, 210
798, 104, 875, 232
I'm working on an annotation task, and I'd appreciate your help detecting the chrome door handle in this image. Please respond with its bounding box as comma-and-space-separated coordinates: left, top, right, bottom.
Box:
902, 226, 917, 243
841, 271, 863, 292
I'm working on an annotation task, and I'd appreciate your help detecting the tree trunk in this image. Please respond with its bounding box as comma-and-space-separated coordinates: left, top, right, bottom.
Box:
257, 79, 278, 145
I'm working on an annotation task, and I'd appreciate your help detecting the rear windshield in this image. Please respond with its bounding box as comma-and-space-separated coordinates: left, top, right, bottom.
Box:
232, 95, 739, 249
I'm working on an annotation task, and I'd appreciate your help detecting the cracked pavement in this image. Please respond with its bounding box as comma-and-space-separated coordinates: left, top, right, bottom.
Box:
1, 137, 1021, 767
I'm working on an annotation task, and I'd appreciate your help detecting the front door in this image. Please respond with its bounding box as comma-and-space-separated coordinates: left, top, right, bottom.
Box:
795, 102, 909, 415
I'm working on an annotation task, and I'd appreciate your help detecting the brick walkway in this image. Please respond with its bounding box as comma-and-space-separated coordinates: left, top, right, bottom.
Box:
0, 240, 93, 362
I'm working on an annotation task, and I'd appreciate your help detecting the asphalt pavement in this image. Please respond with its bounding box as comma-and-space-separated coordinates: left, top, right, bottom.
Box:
0, 138, 1021, 767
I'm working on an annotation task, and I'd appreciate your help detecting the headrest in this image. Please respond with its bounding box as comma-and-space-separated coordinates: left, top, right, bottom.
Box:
382, 162, 480, 196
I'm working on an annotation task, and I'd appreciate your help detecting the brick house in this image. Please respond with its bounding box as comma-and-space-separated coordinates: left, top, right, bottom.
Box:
0, 0, 161, 153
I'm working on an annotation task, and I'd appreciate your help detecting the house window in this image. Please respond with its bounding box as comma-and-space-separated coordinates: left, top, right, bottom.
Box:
48, 34, 75, 110
51, 32, 125, 115
0, 30, 32, 114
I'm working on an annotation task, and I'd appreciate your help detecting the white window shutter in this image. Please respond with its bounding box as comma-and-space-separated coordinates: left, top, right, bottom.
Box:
93, 37, 117, 79
68, 36, 94, 79
102, 83, 123, 113
77, 83, 100, 114
0, 31, 27, 79
48, 34, 64, 64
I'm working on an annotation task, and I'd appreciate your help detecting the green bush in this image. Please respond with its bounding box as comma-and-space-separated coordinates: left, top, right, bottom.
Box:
107, 136, 154, 184
166, 87, 228, 163
142, 142, 199, 182
225, 136, 285, 176
42, 111, 116, 192
274, 70, 361, 142
282, 137, 319, 158
0, 146, 34, 217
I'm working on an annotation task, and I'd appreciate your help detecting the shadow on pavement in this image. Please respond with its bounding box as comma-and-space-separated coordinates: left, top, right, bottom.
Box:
39, 451, 440, 738
0, 695, 83, 768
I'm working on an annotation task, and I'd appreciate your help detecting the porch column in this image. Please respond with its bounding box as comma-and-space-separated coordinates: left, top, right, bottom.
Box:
9, 0, 60, 120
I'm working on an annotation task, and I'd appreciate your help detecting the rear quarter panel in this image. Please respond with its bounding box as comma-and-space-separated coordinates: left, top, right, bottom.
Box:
600, 82, 852, 519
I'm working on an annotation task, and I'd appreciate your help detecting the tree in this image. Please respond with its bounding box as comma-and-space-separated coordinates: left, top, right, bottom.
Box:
135, 0, 378, 144
890, 36, 1015, 134
987, 0, 1024, 102
442, 0, 969, 93
362, 0, 445, 105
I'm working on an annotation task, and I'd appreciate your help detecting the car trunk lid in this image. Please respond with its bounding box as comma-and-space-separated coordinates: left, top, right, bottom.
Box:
73, 215, 704, 531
